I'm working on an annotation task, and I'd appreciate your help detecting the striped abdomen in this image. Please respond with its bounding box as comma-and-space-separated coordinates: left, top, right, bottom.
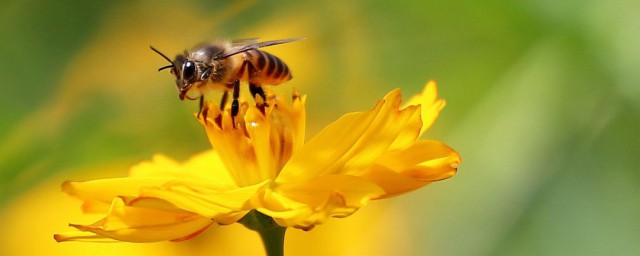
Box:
245, 49, 292, 85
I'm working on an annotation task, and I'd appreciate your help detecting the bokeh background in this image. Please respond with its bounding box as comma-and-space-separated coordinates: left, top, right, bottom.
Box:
1, 0, 639, 255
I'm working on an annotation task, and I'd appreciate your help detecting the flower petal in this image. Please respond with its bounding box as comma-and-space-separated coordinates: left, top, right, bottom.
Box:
254, 175, 384, 228
264, 93, 307, 169
62, 150, 239, 206
289, 92, 307, 150
62, 178, 172, 204
278, 88, 422, 184
55, 197, 213, 242
140, 179, 270, 224
360, 140, 461, 197
244, 107, 278, 181
130, 150, 237, 188
201, 110, 264, 186
403, 81, 446, 137
53, 231, 110, 242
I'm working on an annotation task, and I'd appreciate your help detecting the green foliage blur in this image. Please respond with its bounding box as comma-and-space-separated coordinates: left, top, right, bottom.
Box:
1, 0, 638, 255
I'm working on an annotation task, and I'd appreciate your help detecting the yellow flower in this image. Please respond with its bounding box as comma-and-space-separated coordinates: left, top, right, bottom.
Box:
55, 81, 460, 242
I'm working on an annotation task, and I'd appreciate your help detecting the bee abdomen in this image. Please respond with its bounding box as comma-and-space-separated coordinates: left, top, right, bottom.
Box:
250, 50, 292, 85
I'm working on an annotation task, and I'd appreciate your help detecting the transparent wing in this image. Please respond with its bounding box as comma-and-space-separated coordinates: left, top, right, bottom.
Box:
230, 38, 260, 47
221, 38, 305, 59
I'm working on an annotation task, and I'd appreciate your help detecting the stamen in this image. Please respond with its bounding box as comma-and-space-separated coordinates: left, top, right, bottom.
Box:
214, 114, 223, 128
291, 87, 300, 100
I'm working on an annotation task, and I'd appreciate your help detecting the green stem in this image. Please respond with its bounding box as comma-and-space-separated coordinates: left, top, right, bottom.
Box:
239, 210, 287, 256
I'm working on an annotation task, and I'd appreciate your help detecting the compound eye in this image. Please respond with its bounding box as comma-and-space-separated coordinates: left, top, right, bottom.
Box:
182, 61, 197, 81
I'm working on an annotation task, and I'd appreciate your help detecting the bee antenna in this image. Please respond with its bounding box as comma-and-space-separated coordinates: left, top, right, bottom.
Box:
158, 65, 174, 72
150, 46, 177, 71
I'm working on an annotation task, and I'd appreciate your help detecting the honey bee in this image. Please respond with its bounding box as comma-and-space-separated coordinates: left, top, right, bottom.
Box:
150, 38, 303, 120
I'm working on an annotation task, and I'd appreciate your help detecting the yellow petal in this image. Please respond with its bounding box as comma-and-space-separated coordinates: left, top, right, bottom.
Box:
53, 231, 112, 242
270, 91, 307, 151
252, 189, 312, 222
64, 150, 239, 205
55, 197, 213, 243
201, 110, 263, 186
276, 101, 381, 184
278, 88, 421, 184
264, 93, 307, 170
360, 140, 461, 197
140, 179, 269, 223
403, 81, 446, 136
255, 175, 384, 228
62, 177, 173, 204
244, 107, 278, 181
79, 198, 111, 213
130, 150, 237, 188
289, 92, 307, 150
276, 175, 384, 208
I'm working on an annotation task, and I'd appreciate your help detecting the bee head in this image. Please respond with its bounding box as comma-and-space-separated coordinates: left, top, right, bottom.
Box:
150, 46, 201, 100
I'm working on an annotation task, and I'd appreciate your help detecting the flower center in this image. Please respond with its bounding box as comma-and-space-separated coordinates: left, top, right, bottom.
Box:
199, 90, 306, 187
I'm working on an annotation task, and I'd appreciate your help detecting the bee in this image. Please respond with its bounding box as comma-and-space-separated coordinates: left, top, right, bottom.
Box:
150, 38, 303, 121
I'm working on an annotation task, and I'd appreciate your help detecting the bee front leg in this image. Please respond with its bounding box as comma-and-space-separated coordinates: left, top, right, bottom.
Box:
198, 96, 209, 122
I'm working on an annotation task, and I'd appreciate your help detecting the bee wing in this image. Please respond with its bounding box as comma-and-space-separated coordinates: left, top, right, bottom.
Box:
221, 38, 305, 59
230, 38, 260, 46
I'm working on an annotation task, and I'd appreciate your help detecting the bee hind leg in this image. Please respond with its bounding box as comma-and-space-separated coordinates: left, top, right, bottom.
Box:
249, 83, 268, 113
220, 90, 229, 111
230, 79, 240, 128
246, 60, 268, 112
249, 83, 267, 101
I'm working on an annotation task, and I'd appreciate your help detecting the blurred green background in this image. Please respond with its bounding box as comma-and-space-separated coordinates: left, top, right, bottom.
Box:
1, 0, 639, 255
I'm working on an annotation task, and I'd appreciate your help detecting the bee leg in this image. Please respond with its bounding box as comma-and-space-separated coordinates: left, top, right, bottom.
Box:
198, 96, 211, 124
249, 83, 267, 103
246, 60, 268, 106
249, 83, 267, 114
220, 90, 229, 111
231, 79, 240, 128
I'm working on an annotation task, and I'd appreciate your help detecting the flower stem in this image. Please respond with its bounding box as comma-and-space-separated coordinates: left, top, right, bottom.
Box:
239, 210, 287, 256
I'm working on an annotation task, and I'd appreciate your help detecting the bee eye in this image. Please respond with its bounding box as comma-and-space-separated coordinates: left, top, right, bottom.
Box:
182, 61, 196, 81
